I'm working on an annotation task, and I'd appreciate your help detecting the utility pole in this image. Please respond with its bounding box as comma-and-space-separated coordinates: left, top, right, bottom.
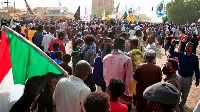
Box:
14, 1, 15, 20
4, 0, 10, 19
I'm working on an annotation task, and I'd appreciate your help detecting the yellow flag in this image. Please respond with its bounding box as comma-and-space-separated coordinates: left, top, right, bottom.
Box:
106, 13, 111, 21
21, 26, 26, 33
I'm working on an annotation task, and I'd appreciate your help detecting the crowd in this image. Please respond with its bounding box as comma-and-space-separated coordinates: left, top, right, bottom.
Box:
1, 18, 200, 112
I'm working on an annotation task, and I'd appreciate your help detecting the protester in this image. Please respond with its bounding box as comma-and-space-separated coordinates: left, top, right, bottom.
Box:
134, 49, 162, 112
54, 51, 63, 64
15, 25, 25, 37
163, 58, 182, 112
59, 54, 72, 75
131, 30, 142, 51
107, 78, 128, 112
42, 26, 56, 52
49, 31, 66, 54
170, 41, 199, 111
103, 37, 133, 95
33, 25, 44, 49
119, 32, 130, 52
50, 42, 60, 60
84, 92, 110, 112
144, 35, 156, 64
143, 82, 180, 112
53, 60, 92, 112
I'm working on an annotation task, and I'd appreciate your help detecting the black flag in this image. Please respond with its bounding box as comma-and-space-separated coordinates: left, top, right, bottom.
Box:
74, 6, 80, 20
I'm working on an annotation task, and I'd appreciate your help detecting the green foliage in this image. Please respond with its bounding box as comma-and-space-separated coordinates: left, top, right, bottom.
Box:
166, 0, 200, 24
96, 6, 114, 17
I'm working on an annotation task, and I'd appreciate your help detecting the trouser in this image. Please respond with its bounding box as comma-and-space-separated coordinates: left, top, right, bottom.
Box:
179, 76, 193, 109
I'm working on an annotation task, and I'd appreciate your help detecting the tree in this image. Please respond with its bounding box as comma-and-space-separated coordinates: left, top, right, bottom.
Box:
166, 0, 200, 24
3, 6, 21, 13
95, 6, 114, 18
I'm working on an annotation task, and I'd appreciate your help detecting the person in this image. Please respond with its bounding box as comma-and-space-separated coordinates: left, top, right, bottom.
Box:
134, 49, 162, 112
163, 58, 182, 112
143, 82, 180, 112
144, 35, 156, 64
164, 32, 172, 55
54, 51, 63, 64
33, 25, 44, 49
53, 60, 92, 112
190, 34, 199, 54
15, 25, 25, 37
81, 34, 96, 67
107, 78, 128, 112
131, 30, 143, 51
103, 37, 133, 95
119, 32, 130, 52
92, 40, 112, 92
84, 92, 110, 112
59, 54, 72, 75
169, 41, 199, 111
128, 26, 135, 39
128, 38, 144, 105
178, 35, 189, 52
42, 26, 56, 52
49, 31, 66, 54
50, 42, 60, 60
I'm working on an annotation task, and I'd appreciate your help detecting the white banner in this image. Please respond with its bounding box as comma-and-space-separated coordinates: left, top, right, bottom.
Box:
81, 14, 90, 22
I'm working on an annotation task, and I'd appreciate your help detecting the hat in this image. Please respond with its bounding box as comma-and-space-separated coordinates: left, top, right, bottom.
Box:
143, 82, 180, 105
145, 49, 156, 57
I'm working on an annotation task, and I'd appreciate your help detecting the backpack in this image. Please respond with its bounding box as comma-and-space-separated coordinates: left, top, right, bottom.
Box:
71, 47, 90, 65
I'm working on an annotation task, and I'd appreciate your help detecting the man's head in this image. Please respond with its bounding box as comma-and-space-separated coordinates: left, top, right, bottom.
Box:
119, 32, 128, 40
63, 54, 71, 63
162, 58, 178, 75
53, 42, 60, 51
84, 92, 110, 112
50, 25, 56, 34
143, 82, 180, 111
135, 30, 142, 37
84, 35, 96, 46
58, 31, 65, 41
147, 35, 154, 44
114, 37, 125, 51
185, 42, 193, 53
145, 49, 156, 63
74, 60, 92, 80
55, 51, 63, 60
37, 25, 43, 32
107, 78, 125, 98
130, 38, 139, 49
15, 25, 21, 31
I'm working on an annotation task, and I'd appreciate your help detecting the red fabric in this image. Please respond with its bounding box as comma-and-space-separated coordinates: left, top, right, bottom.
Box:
109, 101, 128, 112
49, 38, 66, 53
0, 31, 12, 83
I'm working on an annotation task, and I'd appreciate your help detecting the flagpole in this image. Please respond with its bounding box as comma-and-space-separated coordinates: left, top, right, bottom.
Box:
2, 26, 70, 77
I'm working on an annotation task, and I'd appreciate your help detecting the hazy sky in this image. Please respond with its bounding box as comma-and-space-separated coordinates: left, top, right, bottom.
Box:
1, 0, 172, 18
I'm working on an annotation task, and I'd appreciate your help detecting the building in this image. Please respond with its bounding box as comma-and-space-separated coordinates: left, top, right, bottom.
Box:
91, 0, 114, 17
34, 7, 74, 20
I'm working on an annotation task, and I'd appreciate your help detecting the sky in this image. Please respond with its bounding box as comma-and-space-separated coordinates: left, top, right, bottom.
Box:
1, 0, 172, 18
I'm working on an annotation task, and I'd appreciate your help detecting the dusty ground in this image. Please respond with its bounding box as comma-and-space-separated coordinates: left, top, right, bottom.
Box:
65, 40, 200, 112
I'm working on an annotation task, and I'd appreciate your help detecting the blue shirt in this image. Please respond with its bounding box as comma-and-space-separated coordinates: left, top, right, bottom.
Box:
170, 45, 199, 82
33, 31, 43, 49
92, 56, 106, 88
50, 51, 56, 60
54, 59, 63, 64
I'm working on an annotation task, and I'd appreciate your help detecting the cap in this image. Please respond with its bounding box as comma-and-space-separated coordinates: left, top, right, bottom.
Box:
143, 82, 180, 105
145, 49, 156, 57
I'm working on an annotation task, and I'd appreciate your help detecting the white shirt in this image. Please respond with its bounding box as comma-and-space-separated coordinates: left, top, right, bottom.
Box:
53, 76, 91, 112
41, 33, 55, 52
128, 30, 135, 39
174, 29, 180, 37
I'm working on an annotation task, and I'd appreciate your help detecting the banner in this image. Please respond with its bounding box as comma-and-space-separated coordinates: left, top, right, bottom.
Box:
156, 0, 166, 17
28, 30, 36, 42
81, 14, 90, 22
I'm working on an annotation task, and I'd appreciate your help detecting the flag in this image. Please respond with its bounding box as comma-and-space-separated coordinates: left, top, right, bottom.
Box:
156, 0, 166, 17
0, 26, 68, 111
93, 13, 97, 18
120, 5, 127, 20
135, 7, 140, 15
24, 0, 36, 16
102, 10, 106, 20
59, 0, 64, 14
111, 3, 120, 14
165, 16, 168, 21
85, 6, 89, 14
74, 6, 80, 20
